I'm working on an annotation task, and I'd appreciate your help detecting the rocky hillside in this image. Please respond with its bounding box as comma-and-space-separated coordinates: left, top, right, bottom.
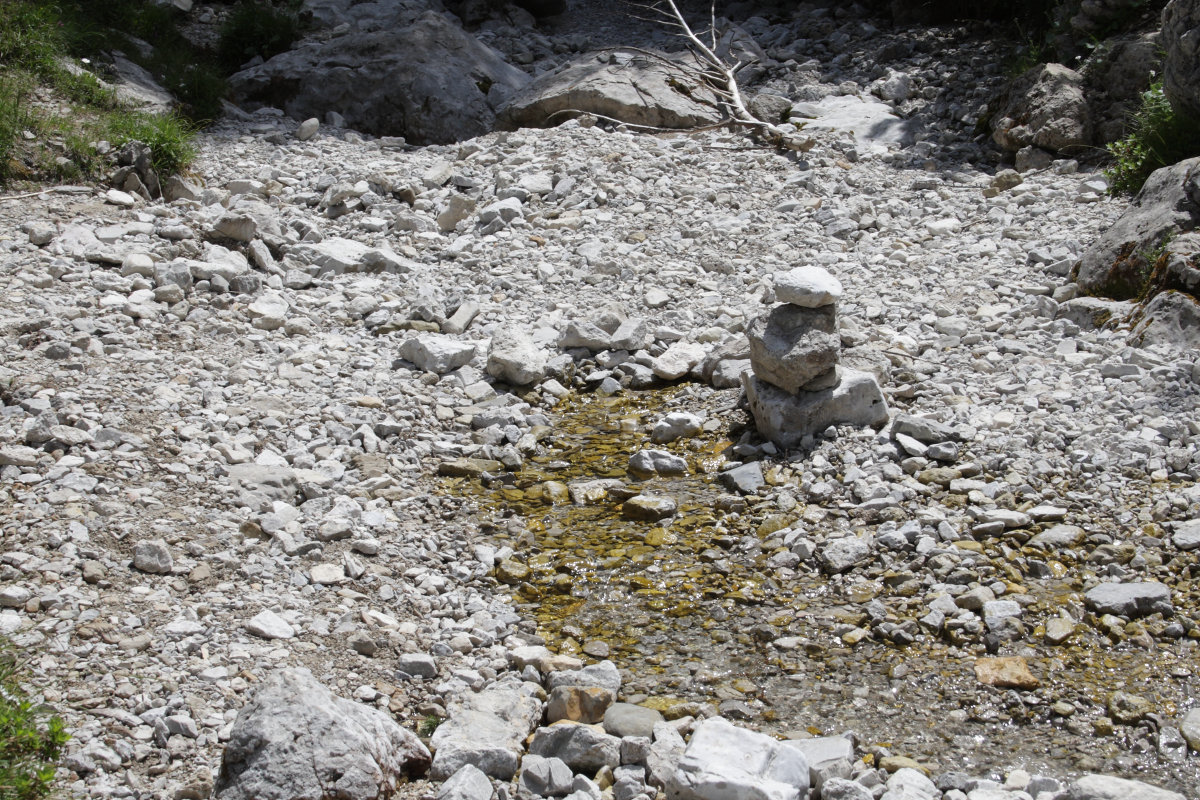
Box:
2, 1, 1200, 800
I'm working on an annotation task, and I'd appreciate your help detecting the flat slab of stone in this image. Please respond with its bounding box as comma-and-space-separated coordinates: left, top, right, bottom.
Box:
1066, 774, 1185, 800
790, 95, 919, 151
498, 51, 721, 131
1084, 582, 1173, 619
744, 369, 889, 449
1172, 519, 1200, 551
774, 266, 843, 308
399, 334, 476, 374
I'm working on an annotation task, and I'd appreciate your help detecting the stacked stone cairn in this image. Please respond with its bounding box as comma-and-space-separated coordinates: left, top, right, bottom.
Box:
743, 266, 889, 448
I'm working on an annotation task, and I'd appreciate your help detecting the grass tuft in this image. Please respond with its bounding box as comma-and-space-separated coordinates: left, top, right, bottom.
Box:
104, 111, 198, 177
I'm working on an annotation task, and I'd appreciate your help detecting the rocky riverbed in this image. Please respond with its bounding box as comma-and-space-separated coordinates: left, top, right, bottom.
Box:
2, 1, 1200, 799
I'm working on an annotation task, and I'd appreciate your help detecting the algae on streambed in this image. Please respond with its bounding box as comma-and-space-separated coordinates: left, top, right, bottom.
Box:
440, 386, 1200, 788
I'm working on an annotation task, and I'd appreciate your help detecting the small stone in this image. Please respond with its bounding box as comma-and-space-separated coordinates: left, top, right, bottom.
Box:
718, 462, 764, 494
1180, 708, 1200, 751
622, 494, 677, 521
651, 412, 702, 443
974, 657, 1039, 690
348, 631, 378, 657
1172, 520, 1200, 551
132, 539, 173, 574
1044, 616, 1075, 645
1107, 691, 1152, 725
602, 703, 663, 739
245, 609, 295, 640
296, 118, 319, 140
495, 559, 530, 584
547, 686, 614, 724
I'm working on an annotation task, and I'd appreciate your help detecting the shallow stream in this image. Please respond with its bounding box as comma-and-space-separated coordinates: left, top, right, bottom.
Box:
444, 387, 1200, 792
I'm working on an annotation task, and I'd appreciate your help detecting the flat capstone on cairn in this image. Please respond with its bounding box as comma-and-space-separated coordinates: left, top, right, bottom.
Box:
743, 266, 889, 448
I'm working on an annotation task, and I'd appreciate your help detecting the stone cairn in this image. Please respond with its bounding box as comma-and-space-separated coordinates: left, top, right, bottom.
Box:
742, 266, 889, 448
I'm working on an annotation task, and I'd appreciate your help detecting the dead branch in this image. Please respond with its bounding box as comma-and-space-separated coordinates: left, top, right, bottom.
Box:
632, 0, 813, 152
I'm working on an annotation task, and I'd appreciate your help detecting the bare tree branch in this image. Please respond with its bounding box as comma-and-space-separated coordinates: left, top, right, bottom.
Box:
630, 0, 814, 152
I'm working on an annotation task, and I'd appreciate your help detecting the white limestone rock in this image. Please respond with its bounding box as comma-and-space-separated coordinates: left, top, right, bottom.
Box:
666, 717, 809, 800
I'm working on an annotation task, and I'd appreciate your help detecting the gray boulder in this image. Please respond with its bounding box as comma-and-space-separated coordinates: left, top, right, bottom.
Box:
743, 369, 889, 450
747, 303, 840, 394
1163, 0, 1200, 120
431, 680, 544, 780
400, 334, 477, 374
487, 327, 549, 386
229, 12, 530, 145
1084, 581, 1173, 618
498, 51, 721, 131
1130, 289, 1200, 351
214, 668, 430, 800
788, 95, 918, 150
528, 722, 621, 773
1074, 157, 1200, 299
991, 63, 1091, 154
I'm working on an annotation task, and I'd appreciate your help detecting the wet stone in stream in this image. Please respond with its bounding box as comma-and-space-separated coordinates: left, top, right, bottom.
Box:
441, 386, 1200, 792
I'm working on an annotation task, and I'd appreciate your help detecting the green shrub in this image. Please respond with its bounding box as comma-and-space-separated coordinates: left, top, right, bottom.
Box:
1106, 81, 1200, 195
217, 1, 302, 73
104, 111, 198, 176
0, 645, 68, 800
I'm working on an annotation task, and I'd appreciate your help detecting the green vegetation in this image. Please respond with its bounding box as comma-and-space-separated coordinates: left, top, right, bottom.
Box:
0, 643, 68, 800
1105, 81, 1200, 195
417, 714, 443, 737
0, 0, 309, 187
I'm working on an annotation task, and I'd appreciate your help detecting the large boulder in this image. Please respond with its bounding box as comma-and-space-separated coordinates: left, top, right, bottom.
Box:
1163, 0, 1200, 120
1074, 157, 1200, 299
214, 668, 430, 800
497, 51, 721, 131
991, 63, 1091, 154
666, 717, 809, 800
229, 12, 530, 145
